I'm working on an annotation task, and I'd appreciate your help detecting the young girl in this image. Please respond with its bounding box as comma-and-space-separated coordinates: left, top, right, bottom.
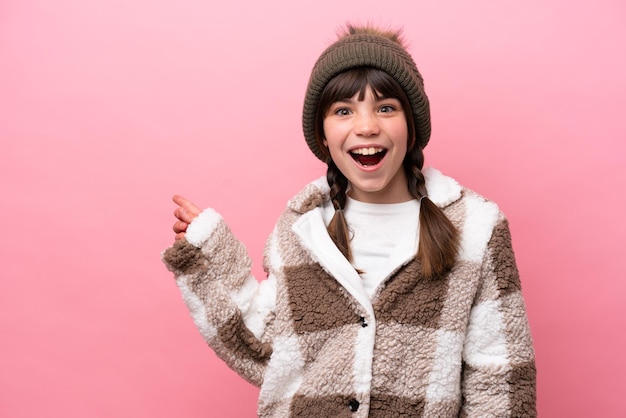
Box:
163, 25, 536, 417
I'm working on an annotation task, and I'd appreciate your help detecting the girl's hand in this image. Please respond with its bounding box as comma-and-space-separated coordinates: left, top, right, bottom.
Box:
172, 195, 201, 241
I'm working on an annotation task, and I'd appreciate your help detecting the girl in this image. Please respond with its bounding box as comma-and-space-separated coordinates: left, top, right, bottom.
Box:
163, 25, 536, 417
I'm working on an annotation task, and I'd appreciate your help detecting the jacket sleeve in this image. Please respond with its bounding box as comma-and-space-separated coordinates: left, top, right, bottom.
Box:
161, 208, 276, 387
460, 215, 537, 417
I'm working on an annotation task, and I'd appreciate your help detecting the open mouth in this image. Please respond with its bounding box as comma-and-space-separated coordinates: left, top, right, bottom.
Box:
350, 147, 387, 166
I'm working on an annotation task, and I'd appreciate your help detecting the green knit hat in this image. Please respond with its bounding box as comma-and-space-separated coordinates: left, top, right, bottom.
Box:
302, 30, 431, 161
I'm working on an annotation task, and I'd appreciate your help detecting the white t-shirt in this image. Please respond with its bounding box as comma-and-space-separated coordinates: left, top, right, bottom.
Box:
343, 197, 420, 298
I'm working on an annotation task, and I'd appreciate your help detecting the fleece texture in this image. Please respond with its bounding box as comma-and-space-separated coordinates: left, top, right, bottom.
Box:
162, 167, 536, 417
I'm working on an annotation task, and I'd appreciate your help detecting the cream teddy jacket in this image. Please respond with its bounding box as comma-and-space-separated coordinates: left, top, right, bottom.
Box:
162, 167, 536, 417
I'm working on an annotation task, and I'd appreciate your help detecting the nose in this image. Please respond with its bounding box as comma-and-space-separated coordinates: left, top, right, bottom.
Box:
354, 112, 380, 137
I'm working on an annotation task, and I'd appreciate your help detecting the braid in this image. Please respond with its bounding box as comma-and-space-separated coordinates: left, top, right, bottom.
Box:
404, 148, 460, 279
405, 144, 425, 199
327, 160, 349, 210
326, 161, 353, 261
312, 63, 457, 274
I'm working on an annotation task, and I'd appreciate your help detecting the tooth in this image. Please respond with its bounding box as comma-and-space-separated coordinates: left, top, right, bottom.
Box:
352, 147, 383, 155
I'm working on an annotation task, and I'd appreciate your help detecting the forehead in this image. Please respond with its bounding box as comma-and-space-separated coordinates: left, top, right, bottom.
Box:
336, 86, 396, 102
328, 69, 401, 101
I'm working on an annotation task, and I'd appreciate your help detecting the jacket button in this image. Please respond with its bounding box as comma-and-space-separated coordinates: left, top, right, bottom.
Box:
359, 317, 368, 327
348, 399, 360, 412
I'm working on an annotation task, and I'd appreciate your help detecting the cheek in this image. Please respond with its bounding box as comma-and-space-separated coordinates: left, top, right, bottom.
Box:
322, 119, 332, 140
394, 122, 409, 150
324, 136, 347, 165
322, 120, 342, 146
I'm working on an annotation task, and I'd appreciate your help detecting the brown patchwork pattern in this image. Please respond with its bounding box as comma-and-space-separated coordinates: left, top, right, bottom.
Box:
295, 328, 362, 404
271, 212, 321, 267
375, 259, 450, 329
501, 292, 536, 364
369, 393, 426, 417
296, 326, 358, 368
489, 218, 522, 296
290, 394, 360, 417
423, 399, 463, 417
461, 360, 536, 417
201, 222, 251, 285
441, 189, 469, 228
437, 260, 481, 333
162, 239, 205, 275
461, 363, 510, 415
284, 263, 363, 334
370, 322, 440, 396
217, 310, 273, 364
163, 174, 536, 417
507, 361, 537, 417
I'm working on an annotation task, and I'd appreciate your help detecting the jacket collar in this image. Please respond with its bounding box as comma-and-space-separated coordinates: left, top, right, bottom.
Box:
287, 167, 462, 214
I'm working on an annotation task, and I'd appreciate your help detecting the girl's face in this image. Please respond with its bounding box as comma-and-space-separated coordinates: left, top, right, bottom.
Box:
323, 86, 411, 204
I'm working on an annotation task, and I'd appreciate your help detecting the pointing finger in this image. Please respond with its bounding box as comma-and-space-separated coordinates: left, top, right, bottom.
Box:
172, 195, 201, 225
173, 194, 192, 208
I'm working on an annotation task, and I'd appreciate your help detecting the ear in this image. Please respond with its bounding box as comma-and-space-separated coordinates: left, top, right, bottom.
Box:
322, 139, 328, 147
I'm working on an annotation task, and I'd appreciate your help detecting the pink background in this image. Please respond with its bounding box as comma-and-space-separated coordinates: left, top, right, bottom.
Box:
1, 0, 625, 416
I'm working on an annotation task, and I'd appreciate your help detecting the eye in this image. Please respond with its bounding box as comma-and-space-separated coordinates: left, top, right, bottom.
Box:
333, 107, 352, 116
377, 98, 402, 114
378, 104, 396, 113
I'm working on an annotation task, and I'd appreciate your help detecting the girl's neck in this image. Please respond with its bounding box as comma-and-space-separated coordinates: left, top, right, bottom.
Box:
347, 171, 413, 204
